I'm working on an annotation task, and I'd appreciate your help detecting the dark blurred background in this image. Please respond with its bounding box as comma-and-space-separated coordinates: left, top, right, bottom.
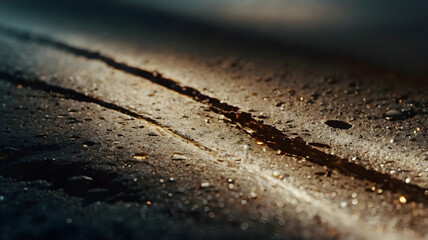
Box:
1, 0, 427, 81
129, 0, 428, 76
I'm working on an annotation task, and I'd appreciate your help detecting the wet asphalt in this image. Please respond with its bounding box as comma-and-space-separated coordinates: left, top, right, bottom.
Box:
0, 1, 427, 239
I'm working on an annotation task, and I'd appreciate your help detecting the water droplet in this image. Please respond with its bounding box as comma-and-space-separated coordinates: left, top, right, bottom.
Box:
240, 222, 249, 230
272, 170, 282, 179
65, 175, 95, 196
405, 177, 411, 184
82, 141, 95, 147
385, 109, 402, 120
201, 182, 211, 188
69, 136, 80, 141
133, 153, 148, 160
399, 196, 407, 204
172, 152, 187, 161
250, 191, 258, 198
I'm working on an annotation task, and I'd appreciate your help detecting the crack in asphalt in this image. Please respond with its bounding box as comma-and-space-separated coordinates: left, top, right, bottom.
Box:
0, 25, 427, 204
0, 71, 215, 156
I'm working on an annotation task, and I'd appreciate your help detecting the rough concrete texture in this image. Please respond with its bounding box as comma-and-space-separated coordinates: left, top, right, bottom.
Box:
0, 0, 427, 239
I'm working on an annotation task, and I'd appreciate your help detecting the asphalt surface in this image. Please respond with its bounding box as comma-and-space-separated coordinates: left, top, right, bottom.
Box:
0, 1, 427, 239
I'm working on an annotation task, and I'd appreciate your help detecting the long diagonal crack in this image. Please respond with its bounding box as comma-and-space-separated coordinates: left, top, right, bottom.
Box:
0, 71, 215, 155
0, 25, 427, 204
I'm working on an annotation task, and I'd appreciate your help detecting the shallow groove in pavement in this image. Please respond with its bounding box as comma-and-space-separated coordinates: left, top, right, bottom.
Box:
0, 71, 214, 155
1, 25, 427, 204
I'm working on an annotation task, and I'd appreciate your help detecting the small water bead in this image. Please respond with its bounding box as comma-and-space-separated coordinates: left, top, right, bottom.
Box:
385, 110, 402, 120
172, 152, 187, 161
69, 135, 80, 141
250, 191, 258, 198
133, 153, 148, 160
272, 170, 284, 179
82, 141, 95, 147
240, 222, 249, 230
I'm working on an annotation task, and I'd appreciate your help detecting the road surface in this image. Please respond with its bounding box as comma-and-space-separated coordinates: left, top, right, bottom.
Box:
0, 1, 427, 239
